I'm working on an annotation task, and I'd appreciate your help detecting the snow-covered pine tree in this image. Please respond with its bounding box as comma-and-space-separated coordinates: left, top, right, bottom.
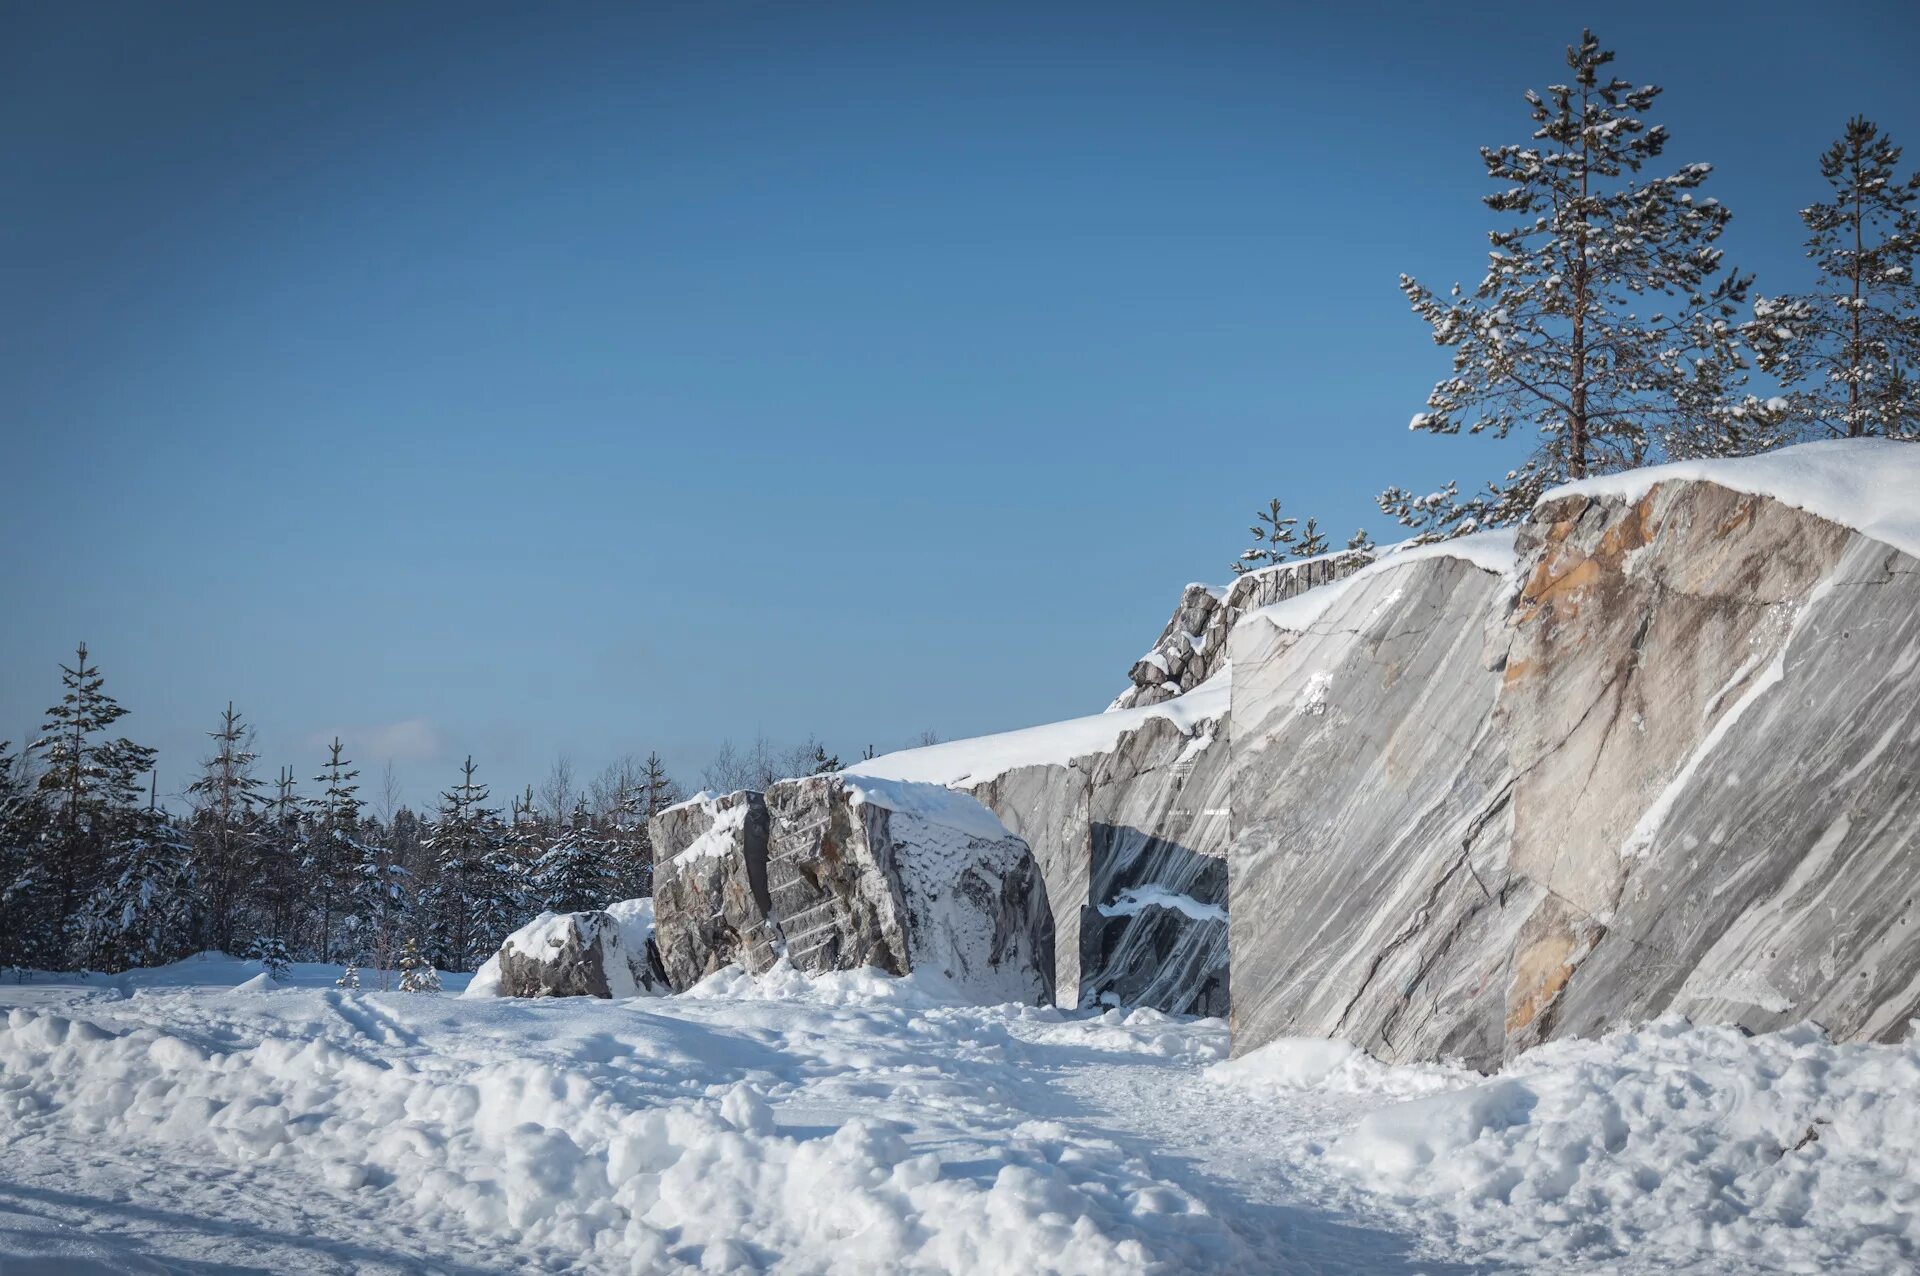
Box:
336, 961, 360, 990
29, 644, 156, 964
1748, 116, 1920, 440
532, 798, 616, 914
345, 831, 408, 985
250, 766, 306, 952
1346, 528, 1377, 555
396, 937, 441, 992
185, 703, 266, 953
303, 739, 364, 962
422, 755, 511, 969
0, 741, 49, 969
1291, 518, 1329, 559
1231, 498, 1297, 574
78, 771, 196, 973
1381, 30, 1757, 537
246, 934, 291, 981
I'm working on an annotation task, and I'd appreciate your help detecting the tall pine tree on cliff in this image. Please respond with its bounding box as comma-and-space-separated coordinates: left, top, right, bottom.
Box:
1748, 117, 1920, 440
1381, 30, 1756, 537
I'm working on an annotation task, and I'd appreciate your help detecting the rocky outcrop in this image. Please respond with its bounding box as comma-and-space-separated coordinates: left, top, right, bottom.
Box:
1112, 553, 1372, 709
1228, 456, 1920, 1067
649, 790, 781, 991
853, 685, 1232, 1013
650, 776, 1055, 1005
480, 903, 667, 999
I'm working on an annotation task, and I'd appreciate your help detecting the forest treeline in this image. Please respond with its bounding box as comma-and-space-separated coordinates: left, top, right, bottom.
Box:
0, 646, 905, 976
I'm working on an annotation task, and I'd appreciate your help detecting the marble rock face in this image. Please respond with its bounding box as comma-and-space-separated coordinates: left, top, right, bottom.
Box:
1228, 553, 1524, 1068
648, 790, 781, 992
494, 909, 667, 998
762, 775, 1055, 1006
1111, 553, 1373, 710
1498, 483, 1920, 1051
1227, 477, 1920, 1067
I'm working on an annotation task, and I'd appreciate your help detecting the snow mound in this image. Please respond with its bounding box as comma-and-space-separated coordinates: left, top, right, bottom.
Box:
1328, 1018, 1920, 1272
1543, 437, 1920, 559
0, 1002, 1243, 1273
1206, 1037, 1461, 1096
848, 672, 1229, 789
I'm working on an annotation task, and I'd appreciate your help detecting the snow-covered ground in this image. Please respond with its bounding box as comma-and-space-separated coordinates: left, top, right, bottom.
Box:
2, 956, 1915, 1274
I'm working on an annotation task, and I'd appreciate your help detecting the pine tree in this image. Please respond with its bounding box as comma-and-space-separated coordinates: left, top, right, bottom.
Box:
397, 937, 441, 993
1749, 116, 1920, 440
0, 741, 49, 968
335, 961, 360, 990
185, 704, 265, 952
253, 766, 305, 951
247, 934, 291, 981
303, 739, 364, 962
29, 644, 156, 961
532, 798, 616, 914
1231, 498, 1297, 574
422, 756, 510, 969
1346, 528, 1378, 555
80, 773, 196, 973
1382, 30, 1756, 537
1291, 518, 1329, 559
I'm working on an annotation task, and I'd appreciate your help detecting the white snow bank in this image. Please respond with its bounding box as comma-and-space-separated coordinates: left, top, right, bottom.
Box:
1544, 437, 1920, 559
1327, 1018, 1920, 1272
0, 997, 1243, 1274
848, 671, 1229, 789
1207, 1037, 1462, 1096
1240, 529, 1518, 634
842, 775, 1012, 842
1097, 886, 1227, 925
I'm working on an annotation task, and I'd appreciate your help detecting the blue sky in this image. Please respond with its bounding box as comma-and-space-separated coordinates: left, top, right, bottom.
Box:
3, 1, 1915, 809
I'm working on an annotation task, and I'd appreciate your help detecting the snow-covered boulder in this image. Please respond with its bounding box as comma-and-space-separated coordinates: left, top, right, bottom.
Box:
649, 790, 782, 992
761, 775, 1054, 1005
469, 901, 666, 999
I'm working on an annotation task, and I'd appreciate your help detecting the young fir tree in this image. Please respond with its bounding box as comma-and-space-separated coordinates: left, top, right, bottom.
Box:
532, 798, 617, 914
78, 770, 197, 973
1292, 518, 1330, 559
303, 739, 364, 962
185, 703, 266, 952
1381, 30, 1757, 537
1231, 498, 1297, 574
30, 644, 156, 962
1748, 117, 1920, 440
397, 936, 441, 992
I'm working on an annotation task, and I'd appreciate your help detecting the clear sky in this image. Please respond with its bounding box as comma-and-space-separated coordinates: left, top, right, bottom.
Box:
4, 0, 1916, 810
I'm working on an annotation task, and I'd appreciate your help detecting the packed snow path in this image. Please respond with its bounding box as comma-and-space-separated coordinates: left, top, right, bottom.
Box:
1, 957, 1913, 1274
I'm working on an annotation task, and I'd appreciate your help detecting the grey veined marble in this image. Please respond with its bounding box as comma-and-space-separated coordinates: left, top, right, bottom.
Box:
1228, 552, 1526, 1068
1227, 477, 1920, 1067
